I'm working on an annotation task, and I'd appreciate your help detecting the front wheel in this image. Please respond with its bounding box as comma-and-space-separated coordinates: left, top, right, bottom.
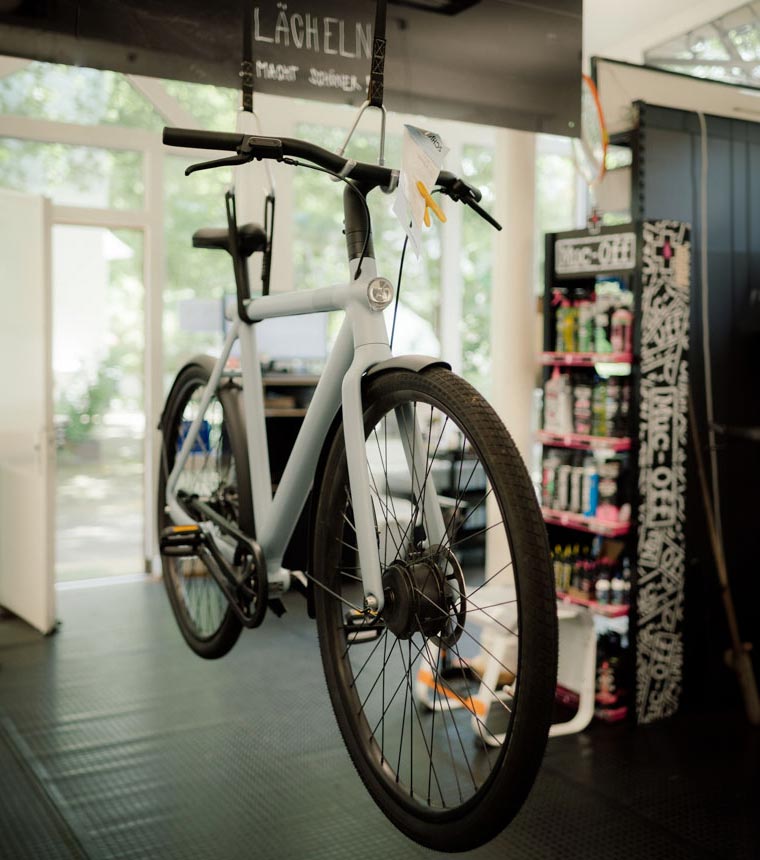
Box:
312, 368, 557, 852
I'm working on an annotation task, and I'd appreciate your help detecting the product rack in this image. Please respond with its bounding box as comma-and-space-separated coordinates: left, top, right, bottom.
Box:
542, 221, 691, 726
539, 351, 633, 366
536, 430, 632, 452
541, 507, 631, 537
556, 591, 630, 618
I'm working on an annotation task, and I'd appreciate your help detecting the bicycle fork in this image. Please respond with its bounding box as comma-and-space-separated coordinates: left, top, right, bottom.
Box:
340, 282, 448, 613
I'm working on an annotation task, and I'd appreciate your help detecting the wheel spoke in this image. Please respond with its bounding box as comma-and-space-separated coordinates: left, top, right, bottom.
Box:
313, 373, 556, 836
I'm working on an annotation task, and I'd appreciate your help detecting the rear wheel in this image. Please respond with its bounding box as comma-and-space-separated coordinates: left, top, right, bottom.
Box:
313, 368, 557, 852
157, 360, 252, 659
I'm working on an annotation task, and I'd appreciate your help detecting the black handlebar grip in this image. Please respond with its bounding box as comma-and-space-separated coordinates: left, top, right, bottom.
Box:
163, 127, 244, 151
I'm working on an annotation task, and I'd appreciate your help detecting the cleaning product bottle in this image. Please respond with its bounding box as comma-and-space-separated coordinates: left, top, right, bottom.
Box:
605, 377, 621, 438
592, 376, 608, 437
558, 373, 573, 434
611, 305, 634, 354
610, 563, 625, 605
553, 545, 564, 590
544, 367, 573, 433
594, 304, 611, 354
541, 451, 560, 508
595, 562, 610, 605
572, 374, 593, 435
555, 296, 577, 353
577, 298, 594, 353
582, 457, 599, 517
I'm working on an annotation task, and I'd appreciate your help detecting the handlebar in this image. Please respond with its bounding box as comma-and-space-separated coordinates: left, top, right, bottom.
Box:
162, 127, 501, 230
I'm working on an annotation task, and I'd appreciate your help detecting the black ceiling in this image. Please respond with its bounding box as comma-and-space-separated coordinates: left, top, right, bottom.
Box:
0, 0, 581, 134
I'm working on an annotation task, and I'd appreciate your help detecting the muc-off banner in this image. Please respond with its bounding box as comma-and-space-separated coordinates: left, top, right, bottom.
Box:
636, 220, 691, 724
0, 1, 581, 134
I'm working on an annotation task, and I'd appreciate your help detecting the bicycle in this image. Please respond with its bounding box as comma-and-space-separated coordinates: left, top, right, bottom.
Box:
158, 125, 558, 852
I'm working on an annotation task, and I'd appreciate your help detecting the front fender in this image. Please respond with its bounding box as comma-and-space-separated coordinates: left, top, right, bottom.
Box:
365, 354, 451, 378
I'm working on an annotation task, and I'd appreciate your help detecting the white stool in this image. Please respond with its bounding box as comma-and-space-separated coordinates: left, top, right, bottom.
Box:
414, 588, 597, 742
549, 601, 596, 737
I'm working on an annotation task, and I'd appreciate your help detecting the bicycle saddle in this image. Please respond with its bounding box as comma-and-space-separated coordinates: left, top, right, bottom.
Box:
192, 222, 267, 258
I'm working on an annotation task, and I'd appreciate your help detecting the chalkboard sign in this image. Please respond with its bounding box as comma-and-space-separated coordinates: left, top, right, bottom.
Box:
0, 0, 581, 134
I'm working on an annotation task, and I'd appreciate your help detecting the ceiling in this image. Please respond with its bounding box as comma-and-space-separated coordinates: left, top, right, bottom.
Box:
0, 0, 581, 134
644, 1, 760, 87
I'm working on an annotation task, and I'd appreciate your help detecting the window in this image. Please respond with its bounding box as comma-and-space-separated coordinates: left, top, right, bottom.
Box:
0, 138, 143, 209
292, 121, 442, 356
0, 61, 163, 129
162, 79, 239, 131
460, 144, 495, 394
162, 156, 233, 382
535, 135, 583, 292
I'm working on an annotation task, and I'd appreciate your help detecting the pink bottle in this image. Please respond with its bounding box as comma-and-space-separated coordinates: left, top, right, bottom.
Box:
610, 307, 633, 354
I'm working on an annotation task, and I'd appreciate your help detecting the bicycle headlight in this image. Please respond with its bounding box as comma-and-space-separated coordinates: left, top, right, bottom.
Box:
367, 277, 394, 311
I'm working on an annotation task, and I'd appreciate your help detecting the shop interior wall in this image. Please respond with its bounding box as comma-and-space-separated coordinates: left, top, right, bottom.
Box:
632, 102, 760, 709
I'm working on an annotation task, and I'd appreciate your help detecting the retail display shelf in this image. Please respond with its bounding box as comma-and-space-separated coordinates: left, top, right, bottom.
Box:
263, 374, 321, 387
537, 430, 632, 452
541, 507, 631, 537
539, 351, 633, 367
556, 591, 630, 618
264, 408, 308, 418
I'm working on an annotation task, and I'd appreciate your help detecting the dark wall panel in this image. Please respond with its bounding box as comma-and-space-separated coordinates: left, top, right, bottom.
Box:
633, 103, 760, 711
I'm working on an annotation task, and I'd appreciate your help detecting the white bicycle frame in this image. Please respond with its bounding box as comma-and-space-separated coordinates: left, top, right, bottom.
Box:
164, 255, 448, 613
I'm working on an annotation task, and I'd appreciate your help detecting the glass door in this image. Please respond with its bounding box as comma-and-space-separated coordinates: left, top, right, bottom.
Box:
52, 225, 145, 581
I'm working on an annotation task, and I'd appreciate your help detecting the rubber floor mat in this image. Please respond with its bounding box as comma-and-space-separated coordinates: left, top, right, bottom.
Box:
0, 580, 757, 860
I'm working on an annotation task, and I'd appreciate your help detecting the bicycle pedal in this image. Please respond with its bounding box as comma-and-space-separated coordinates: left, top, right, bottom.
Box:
160, 524, 204, 556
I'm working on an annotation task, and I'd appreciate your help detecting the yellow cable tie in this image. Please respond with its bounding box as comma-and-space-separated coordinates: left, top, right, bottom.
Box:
416, 180, 447, 226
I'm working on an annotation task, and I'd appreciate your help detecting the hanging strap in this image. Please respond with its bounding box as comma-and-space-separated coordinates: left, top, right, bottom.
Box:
367, 0, 387, 108
240, 4, 254, 113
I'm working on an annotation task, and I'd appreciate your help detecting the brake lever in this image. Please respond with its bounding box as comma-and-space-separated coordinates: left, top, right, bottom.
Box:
185, 153, 251, 176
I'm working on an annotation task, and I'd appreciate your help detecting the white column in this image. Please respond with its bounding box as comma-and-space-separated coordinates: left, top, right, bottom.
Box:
439, 140, 463, 374
489, 127, 536, 462
144, 143, 164, 572
486, 128, 536, 586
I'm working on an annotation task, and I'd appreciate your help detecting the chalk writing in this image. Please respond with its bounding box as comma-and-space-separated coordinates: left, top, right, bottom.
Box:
253, 5, 372, 60
308, 68, 363, 92
256, 61, 299, 82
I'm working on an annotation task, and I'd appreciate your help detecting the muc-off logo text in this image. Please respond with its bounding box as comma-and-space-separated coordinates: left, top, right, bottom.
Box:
555, 233, 637, 275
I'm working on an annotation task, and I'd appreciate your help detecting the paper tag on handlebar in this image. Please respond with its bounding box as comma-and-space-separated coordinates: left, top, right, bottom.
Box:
393, 125, 449, 257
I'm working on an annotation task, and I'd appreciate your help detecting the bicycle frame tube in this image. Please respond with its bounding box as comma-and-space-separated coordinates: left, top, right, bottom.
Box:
164, 190, 446, 613
243, 259, 393, 606
165, 319, 242, 527
165, 259, 395, 606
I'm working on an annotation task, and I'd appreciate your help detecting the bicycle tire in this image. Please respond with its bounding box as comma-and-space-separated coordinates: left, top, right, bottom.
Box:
157, 359, 253, 659
312, 367, 557, 852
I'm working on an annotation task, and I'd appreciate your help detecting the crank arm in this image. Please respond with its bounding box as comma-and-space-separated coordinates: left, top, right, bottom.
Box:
189, 496, 264, 571
196, 545, 265, 629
